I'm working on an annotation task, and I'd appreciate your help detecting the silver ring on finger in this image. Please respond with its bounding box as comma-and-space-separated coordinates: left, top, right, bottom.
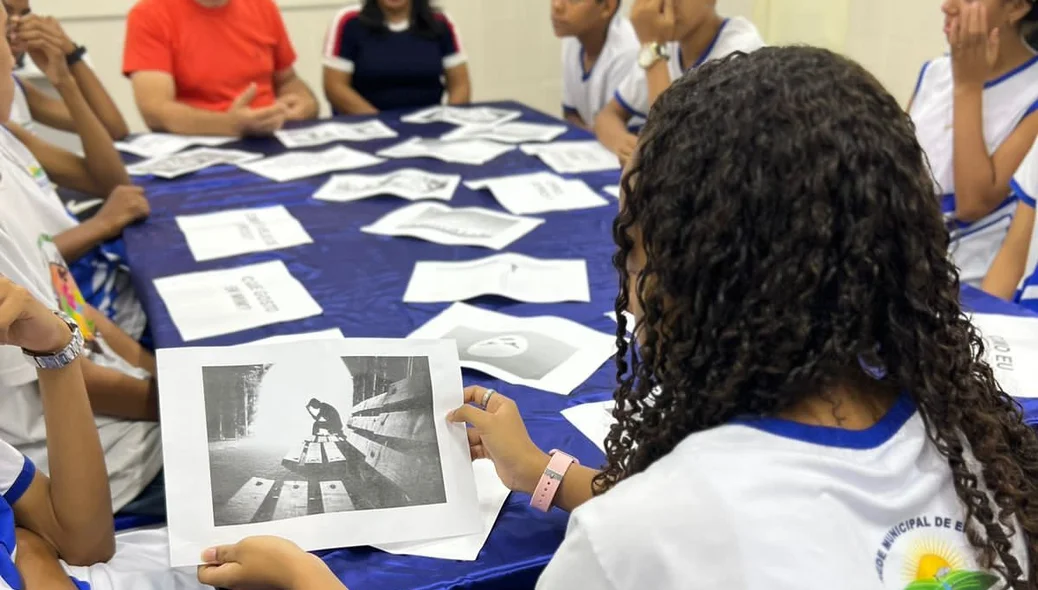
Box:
480, 388, 497, 409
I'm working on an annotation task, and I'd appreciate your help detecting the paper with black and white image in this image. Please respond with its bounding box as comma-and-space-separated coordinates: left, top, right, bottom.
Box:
275, 120, 398, 149
403, 253, 590, 303
521, 141, 621, 174
378, 137, 515, 165
314, 169, 460, 203
409, 303, 616, 395
465, 172, 609, 215
968, 313, 1038, 398
127, 147, 262, 179
153, 260, 323, 341
175, 205, 313, 262
116, 133, 236, 158
441, 121, 567, 144
401, 105, 522, 127
561, 400, 615, 452
156, 338, 480, 566
362, 202, 543, 250
373, 459, 509, 561
239, 146, 385, 182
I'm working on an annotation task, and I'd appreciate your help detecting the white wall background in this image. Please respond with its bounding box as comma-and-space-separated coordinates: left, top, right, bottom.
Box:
40, 0, 947, 133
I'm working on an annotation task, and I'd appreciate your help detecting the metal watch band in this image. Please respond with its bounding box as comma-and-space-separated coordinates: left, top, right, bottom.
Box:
23, 311, 83, 370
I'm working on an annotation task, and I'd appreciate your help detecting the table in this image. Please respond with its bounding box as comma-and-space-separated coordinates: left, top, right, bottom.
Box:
123, 102, 620, 590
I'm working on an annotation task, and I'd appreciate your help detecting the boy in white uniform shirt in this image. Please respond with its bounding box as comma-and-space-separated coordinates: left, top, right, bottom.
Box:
594, 0, 763, 162
554, 0, 639, 129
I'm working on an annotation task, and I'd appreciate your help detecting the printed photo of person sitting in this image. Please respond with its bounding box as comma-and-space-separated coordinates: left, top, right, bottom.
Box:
306, 398, 343, 438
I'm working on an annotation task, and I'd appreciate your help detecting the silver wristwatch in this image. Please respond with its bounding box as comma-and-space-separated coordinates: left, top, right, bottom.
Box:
23, 311, 84, 370
638, 41, 670, 69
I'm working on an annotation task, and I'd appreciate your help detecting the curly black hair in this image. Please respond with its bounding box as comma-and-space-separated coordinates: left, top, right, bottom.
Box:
597, 45, 1038, 585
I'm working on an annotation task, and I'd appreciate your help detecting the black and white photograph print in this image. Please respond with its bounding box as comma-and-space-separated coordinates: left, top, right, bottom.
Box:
444, 326, 577, 381
203, 356, 446, 527
362, 202, 545, 250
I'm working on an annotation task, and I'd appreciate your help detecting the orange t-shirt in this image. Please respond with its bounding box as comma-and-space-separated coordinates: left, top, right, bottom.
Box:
123, 0, 297, 112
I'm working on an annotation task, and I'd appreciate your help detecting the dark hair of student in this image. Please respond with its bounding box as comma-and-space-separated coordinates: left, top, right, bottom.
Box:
360, 0, 445, 39
598, 46, 1038, 585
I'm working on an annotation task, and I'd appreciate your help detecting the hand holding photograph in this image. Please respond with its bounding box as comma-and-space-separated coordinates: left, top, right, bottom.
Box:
409, 303, 616, 395
157, 338, 480, 566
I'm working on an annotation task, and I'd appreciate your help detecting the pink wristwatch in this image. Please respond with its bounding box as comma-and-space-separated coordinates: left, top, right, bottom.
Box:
530, 449, 578, 512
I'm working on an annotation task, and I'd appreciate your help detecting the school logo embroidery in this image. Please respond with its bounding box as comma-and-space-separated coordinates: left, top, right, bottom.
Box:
27, 163, 51, 192
875, 515, 998, 590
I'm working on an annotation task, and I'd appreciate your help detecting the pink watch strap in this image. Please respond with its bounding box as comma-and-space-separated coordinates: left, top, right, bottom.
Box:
531, 450, 578, 512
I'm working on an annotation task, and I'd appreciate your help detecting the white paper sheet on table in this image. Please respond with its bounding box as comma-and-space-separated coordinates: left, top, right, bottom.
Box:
561, 401, 615, 452
465, 172, 608, 215
175, 205, 313, 262
274, 120, 398, 148
409, 303, 615, 395
441, 121, 567, 144
244, 328, 345, 345
115, 133, 236, 158
401, 105, 522, 127
153, 260, 323, 341
127, 147, 262, 179
521, 141, 621, 174
968, 313, 1038, 398
603, 185, 621, 198
378, 137, 515, 165
156, 339, 480, 566
373, 459, 509, 561
362, 202, 543, 250
239, 145, 385, 182
314, 169, 460, 203
404, 253, 590, 303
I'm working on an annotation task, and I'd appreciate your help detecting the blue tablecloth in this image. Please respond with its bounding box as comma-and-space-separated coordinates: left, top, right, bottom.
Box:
119, 101, 1038, 589
122, 102, 618, 589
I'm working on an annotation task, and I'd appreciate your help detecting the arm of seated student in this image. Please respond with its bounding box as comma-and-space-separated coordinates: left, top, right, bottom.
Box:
322, 68, 378, 115
275, 68, 319, 122
445, 63, 471, 106
131, 72, 286, 136
51, 186, 150, 264
15, 528, 80, 589
448, 386, 598, 512
198, 536, 346, 590
79, 358, 158, 422
594, 99, 639, 165
16, 16, 130, 139
83, 303, 155, 375
564, 109, 587, 130
982, 201, 1035, 300
645, 59, 671, 110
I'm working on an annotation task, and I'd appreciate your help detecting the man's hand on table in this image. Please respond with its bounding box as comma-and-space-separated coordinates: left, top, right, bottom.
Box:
228, 84, 288, 136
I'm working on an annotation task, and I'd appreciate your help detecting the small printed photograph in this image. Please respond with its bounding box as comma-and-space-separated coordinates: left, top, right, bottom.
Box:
400, 208, 516, 239
442, 325, 578, 380
203, 356, 445, 527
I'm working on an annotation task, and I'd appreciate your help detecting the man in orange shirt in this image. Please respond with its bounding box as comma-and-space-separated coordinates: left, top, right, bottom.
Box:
123, 0, 318, 137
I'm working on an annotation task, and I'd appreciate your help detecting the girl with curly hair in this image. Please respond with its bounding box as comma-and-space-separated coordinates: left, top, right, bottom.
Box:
195, 46, 1038, 590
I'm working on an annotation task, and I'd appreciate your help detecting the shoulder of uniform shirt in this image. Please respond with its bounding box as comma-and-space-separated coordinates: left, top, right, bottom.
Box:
717, 16, 766, 51
608, 15, 641, 52
328, 3, 364, 29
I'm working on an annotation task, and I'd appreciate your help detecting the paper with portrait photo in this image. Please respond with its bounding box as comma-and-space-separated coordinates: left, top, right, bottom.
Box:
153, 260, 323, 341
175, 205, 313, 262
116, 133, 236, 158
127, 147, 262, 179
465, 172, 608, 215
378, 137, 515, 165
521, 141, 621, 174
561, 401, 615, 453
409, 303, 615, 395
441, 121, 567, 144
362, 202, 543, 250
239, 146, 385, 182
967, 313, 1038, 398
403, 253, 590, 303
156, 338, 480, 566
373, 459, 509, 561
275, 120, 398, 149
314, 169, 461, 203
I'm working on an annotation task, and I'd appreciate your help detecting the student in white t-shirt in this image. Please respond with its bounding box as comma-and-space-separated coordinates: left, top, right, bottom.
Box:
909, 0, 1038, 287
195, 47, 1038, 590
553, 0, 638, 130
983, 140, 1038, 309
593, 0, 763, 162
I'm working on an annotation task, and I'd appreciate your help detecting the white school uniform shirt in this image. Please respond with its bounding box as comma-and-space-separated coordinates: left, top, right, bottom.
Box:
0, 131, 162, 512
536, 393, 1028, 590
561, 13, 639, 125
612, 16, 764, 118
1012, 141, 1038, 309
909, 54, 1038, 287
8, 78, 32, 133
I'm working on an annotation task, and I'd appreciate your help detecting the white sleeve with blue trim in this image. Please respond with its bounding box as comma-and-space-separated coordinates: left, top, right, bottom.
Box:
1014, 141, 1038, 207
0, 439, 34, 507
614, 66, 649, 119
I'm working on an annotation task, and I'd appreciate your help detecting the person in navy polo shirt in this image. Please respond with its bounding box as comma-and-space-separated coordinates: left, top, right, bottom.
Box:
322, 0, 471, 114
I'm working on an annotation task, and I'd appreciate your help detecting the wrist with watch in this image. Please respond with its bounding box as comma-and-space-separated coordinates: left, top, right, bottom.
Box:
638, 41, 670, 69
65, 44, 86, 67
22, 311, 84, 370
530, 449, 579, 512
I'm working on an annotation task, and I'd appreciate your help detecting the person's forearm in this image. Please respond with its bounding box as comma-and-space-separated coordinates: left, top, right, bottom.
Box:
447, 82, 470, 106
52, 217, 117, 264
70, 61, 130, 139
645, 61, 671, 109
325, 81, 378, 115
277, 78, 318, 121
564, 111, 587, 130
594, 108, 636, 155
15, 528, 81, 589
981, 207, 1034, 300
145, 101, 242, 136
37, 358, 116, 564
53, 77, 129, 194
953, 86, 1001, 222
84, 304, 155, 374
81, 358, 158, 421
289, 553, 348, 590
518, 451, 598, 512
